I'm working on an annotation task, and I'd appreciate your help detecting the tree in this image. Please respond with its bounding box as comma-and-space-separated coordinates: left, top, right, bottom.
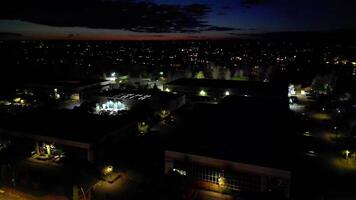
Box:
211, 65, 220, 79
138, 121, 149, 135
311, 73, 337, 95
224, 68, 231, 80
232, 69, 248, 81
195, 71, 205, 79
73, 184, 79, 200
184, 69, 193, 78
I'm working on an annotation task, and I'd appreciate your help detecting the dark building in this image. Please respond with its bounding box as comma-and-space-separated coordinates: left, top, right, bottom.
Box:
163, 80, 293, 199
25, 79, 112, 102
0, 89, 185, 163
164, 78, 288, 106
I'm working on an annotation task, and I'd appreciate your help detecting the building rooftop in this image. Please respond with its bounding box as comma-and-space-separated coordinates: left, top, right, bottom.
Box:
0, 108, 137, 144
166, 78, 288, 98
165, 96, 295, 170
25, 79, 111, 91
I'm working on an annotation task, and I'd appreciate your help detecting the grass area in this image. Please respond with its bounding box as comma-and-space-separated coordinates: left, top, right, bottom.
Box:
231, 76, 248, 81
309, 112, 332, 121
330, 157, 356, 171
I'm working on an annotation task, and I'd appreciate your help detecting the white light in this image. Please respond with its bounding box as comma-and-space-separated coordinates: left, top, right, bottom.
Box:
225, 91, 230, 96
173, 168, 186, 176
96, 100, 127, 114
199, 90, 207, 96
103, 165, 113, 175
165, 88, 171, 92
111, 72, 116, 77
288, 84, 296, 97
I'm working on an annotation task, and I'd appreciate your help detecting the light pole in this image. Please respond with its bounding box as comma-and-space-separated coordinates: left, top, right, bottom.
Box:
345, 150, 350, 160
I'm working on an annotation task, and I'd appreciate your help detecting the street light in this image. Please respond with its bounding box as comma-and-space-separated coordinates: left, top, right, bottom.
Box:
345, 150, 350, 160
218, 176, 225, 187
103, 165, 114, 175
199, 90, 207, 96
225, 91, 230, 96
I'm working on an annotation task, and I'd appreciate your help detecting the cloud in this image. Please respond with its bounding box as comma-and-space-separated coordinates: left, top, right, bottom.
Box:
0, 32, 23, 39
235, 29, 356, 41
241, 0, 269, 8
202, 26, 237, 31
0, 32, 22, 37
0, 0, 235, 33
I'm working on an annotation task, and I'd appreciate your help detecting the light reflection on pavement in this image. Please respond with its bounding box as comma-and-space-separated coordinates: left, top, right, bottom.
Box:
0, 188, 68, 200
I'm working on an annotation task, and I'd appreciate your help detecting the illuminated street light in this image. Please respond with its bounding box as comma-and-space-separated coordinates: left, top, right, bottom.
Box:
46, 144, 51, 156
344, 150, 350, 160
138, 121, 149, 135
218, 176, 226, 187
159, 109, 170, 120
102, 165, 114, 176
199, 90, 207, 96
159, 71, 164, 76
225, 91, 230, 96
13, 97, 21, 103
111, 72, 116, 77
165, 88, 171, 92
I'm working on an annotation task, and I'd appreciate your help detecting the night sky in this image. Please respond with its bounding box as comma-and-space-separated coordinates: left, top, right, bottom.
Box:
0, 0, 355, 40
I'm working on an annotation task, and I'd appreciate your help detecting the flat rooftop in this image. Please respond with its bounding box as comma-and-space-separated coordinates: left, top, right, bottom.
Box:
93, 89, 185, 107
97, 89, 183, 99
0, 108, 136, 144
25, 79, 111, 91
166, 78, 288, 97
165, 96, 294, 170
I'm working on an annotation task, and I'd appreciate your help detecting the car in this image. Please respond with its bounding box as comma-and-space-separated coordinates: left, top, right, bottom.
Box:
305, 150, 318, 157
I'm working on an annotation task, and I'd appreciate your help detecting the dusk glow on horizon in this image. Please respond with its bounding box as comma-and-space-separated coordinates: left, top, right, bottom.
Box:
0, 0, 356, 40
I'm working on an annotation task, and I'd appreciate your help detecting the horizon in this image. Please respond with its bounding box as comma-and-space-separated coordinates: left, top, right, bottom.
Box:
1, 0, 356, 40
